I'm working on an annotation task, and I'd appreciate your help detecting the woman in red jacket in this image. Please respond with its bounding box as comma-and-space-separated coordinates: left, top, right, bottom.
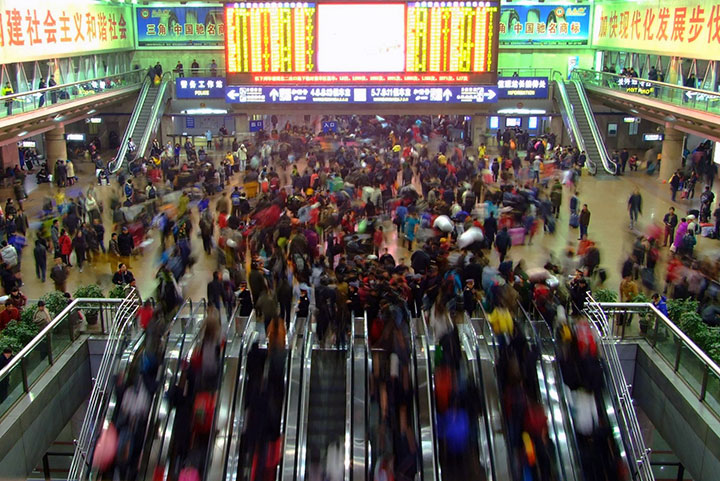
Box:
58, 229, 73, 266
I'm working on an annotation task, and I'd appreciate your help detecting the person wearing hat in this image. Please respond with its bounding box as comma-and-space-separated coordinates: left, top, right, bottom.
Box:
238, 281, 253, 317
33, 300, 52, 329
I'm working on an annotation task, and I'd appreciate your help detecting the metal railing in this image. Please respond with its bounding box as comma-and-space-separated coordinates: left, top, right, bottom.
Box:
498, 68, 554, 78
572, 68, 720, 117
67, 289, 142, 481
0, 70, 144, 120
594, 300, 720, 419
585, 296, 654, 481
0, 296, 132, 421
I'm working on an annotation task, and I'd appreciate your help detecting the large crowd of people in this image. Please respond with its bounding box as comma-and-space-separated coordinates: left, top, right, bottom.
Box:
5, 113, 719, 481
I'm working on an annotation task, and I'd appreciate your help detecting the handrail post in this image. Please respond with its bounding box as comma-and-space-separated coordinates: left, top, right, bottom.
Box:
20, 358, 29, 392
700, 366, 709, 401
674, 339, 682, 371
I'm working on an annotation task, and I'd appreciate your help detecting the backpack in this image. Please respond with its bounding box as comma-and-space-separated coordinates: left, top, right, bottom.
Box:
231, 193, 241, 206
147, 185, 156, 199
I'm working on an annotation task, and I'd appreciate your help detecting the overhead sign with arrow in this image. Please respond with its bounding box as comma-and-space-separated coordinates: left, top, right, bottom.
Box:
224, 86, 499, 104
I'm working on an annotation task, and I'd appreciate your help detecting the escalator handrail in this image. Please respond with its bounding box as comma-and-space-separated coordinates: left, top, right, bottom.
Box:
69, 290, 142, 481
362, 312, 371, 481
223, 310, 262, 481
295, 317, 314, 481
570, 78, 617, 175
417, 312, 441, 481
277, 312, 302, 481
131, 298, 198, 481
404, 313, 423, 481
584, 296, 653, 481
344, 309, 354, 481
456, 319, 497, 481
109, 77, 151, 173
136, 72, 173, 162
517, 304, 582, 481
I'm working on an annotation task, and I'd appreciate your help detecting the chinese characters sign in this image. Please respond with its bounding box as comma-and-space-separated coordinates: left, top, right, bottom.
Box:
616, 77, 655, 96
500, 5, 591, 45
175, 77, 225, 99
593, 0, 720, 59
136, 7, 224, 48
224, 85, 499, 103
497, 77, 549, 98
0, 0, 133, 63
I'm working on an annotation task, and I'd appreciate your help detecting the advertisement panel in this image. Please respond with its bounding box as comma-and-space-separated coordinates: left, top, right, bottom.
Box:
593, 0, 720, 60
135, 6, 225, 48
225, 2, 500, 85
0, 0, 133, 63
500, 4, 591, 45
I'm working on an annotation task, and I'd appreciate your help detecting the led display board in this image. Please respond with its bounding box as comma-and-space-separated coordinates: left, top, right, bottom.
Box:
225, 2, 500, 85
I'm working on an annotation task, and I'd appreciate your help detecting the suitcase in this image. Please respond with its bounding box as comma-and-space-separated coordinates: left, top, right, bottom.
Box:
569, 213, 579, 228
509, 227, 525, 246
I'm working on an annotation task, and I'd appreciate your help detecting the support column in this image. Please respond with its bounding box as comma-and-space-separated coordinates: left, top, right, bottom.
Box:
667, 56, 681, 85
45, 125, 67, 174
234, 114, 249, 139
471, 116, 487, 151
659, 124, 684, 181
0, 143, 19, 171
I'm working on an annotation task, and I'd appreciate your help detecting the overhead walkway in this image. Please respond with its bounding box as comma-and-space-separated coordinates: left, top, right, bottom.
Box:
0, 70, 144, 146
572, 68, 720, 142
109, 72, 173, 173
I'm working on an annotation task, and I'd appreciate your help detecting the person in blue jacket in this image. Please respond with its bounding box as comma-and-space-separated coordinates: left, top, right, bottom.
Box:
652, 293, 669, 318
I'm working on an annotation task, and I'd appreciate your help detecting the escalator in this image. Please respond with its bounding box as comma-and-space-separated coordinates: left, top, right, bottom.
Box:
222, 313, 305, 481
418, 319, 510, 481
110, 72, 172, 173
296, 326, 351, 481
518, 306, 583, 481
553, 74, 617, 176
529, 300, 637, 481
68, 299, 197, 481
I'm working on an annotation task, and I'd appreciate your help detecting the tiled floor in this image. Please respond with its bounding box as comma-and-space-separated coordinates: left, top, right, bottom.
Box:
9, 150, 720, 305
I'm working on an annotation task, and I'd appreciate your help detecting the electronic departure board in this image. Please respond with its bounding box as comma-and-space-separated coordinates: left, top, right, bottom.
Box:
225, 2, 499, 85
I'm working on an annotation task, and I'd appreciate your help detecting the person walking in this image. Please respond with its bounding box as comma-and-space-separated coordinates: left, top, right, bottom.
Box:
579, 204, 591, 240
50, 257, 68, 292
205, 129, 213, 149
175, 61, 184, 77
72, 231, 87, 272
2, 82, 13, 116
191, 59, 199, 76
663, 207, 678, 247
48, 75, 57, 104
628, 189, 642, 229
38, 77, 47, 107
58, 229, 72, 266
495, 227, 511, 262
669, 170, 681, 202
33, 238, 48, 282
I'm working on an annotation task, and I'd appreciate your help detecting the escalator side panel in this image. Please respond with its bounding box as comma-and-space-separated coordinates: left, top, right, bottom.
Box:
352, 317, 367, 481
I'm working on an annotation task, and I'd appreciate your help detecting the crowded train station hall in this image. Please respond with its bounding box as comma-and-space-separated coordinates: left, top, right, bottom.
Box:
0, 0, 719, 480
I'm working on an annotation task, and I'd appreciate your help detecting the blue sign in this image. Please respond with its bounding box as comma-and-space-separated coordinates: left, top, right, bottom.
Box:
176, 78, 226, 99
497, 77, 549, 99
322, 121, 338, 133
249, 120, 264, 132
225, 86, 498, 104
136, 6, 225, 47
185, 117, 195, 128
500, 5, 591, 46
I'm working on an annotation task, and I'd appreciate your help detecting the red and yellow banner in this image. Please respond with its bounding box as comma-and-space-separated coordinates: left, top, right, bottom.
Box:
593, 0, 720, 59
0, 0, 134, 64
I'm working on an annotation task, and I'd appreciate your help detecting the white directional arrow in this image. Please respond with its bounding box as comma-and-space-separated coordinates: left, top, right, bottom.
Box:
485, 89, 496, 100
226, 89, 239, 100
269, 88, 279, 101
442, 88, 453, 101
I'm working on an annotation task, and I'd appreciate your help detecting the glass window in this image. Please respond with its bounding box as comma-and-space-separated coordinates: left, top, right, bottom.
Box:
489, 116, 499, 129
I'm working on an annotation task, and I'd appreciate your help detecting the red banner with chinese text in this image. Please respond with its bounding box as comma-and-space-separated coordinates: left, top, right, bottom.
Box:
0, 0, 134, 64
592, 0, 720, 60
